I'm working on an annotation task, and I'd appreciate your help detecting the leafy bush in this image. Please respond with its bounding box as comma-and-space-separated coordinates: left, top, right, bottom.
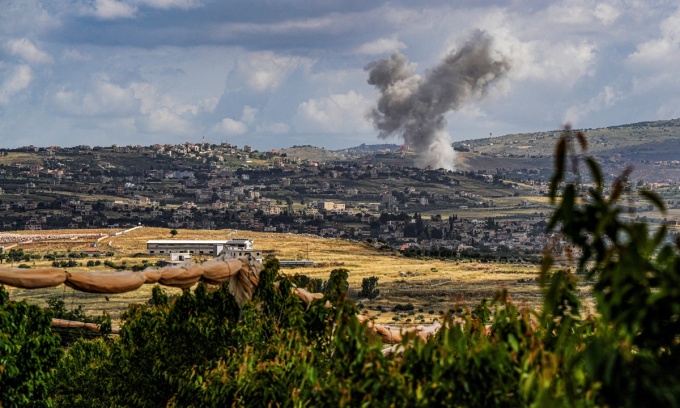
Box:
358, 276, 380, 299
392, 303, 415, 312
0, 286, 63, 406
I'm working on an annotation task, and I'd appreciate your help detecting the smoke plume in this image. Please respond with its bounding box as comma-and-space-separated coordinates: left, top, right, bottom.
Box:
365, 29, 511, 170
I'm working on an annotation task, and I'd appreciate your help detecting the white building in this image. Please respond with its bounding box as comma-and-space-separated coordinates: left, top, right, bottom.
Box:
146, 238, 261, 261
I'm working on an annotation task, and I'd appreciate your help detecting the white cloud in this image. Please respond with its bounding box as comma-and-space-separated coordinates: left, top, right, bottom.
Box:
294, 90, 373, 133
233, 51, 314, 92
84, 0, 138, 20
594, 3, 621, 26
563, 85, 623, 125
143, 107, 191, 133
128, 81, 207, 134
53, 78, 138, 116
214, 117, 247, 135
212, 106, 258, 135
214, 16, 335, 39
356, 37, 407, 55
200, 96, 219, 113
132, 0, 203, 10
6, 38, 52, 64
241, 106, 257, 124
628, 9, 680, 67
475, 10, 597, 88
0, 65, 32, 105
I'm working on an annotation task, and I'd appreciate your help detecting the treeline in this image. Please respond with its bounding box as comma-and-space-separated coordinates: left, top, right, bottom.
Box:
401, 245, 543, 264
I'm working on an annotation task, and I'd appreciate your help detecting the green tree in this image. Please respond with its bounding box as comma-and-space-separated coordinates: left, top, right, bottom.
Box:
0, 285, 63, 406
358, 276, 380, 300
7, 248, 25, 266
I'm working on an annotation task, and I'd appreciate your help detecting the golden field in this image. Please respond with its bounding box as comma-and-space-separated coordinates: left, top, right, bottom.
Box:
2, 227, 586, 324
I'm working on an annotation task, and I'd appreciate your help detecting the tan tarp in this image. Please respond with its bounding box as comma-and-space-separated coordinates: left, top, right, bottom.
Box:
293, 287, 324, 309
65, 271, 146, 293
52, 318, 120, 334
0, 268, 66, 289
356, 314, 443, 345
200, 258, 243, 284
158, 264, 204, 288
223, 258, 262, 305
142, 269, 162, 284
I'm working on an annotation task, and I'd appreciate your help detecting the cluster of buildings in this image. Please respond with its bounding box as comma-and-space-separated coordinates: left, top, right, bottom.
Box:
1, 141, 676, 261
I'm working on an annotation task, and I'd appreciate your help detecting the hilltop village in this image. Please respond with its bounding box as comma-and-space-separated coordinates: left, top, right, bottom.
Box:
0, 139, 676, 262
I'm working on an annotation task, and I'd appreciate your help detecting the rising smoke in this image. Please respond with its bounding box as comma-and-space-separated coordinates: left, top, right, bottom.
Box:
365, 29, 511, 170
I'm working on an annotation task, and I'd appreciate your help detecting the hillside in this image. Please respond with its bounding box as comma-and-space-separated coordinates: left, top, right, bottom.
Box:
4, 227, 547, 323
455, 118, 680, 158
278, 145, 346, 162
453, 118, 680, 182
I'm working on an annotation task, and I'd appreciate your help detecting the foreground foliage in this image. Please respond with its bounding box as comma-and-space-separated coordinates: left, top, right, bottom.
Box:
1, 130, 680, 406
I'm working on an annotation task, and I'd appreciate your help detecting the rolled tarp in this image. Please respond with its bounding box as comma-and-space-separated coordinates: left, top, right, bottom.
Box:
158, 264, 203, 288
374, 325, 403, 344
0, 267, 67, 289
142, 269, 162, 284
52, 318, 121, 334
200, 258, 243, 284
293, 287, 324, 309
65, 271, 146, 294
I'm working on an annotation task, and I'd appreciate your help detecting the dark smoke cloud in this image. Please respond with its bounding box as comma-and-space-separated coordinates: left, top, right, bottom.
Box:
365, 29, 511, 170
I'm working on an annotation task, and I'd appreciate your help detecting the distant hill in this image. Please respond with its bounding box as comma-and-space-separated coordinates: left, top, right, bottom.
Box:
454, 118, 680, 159
453, 119, 680, 182
278, 143, 402, 162
278, 145, 345, 162
334, 143, 401, 156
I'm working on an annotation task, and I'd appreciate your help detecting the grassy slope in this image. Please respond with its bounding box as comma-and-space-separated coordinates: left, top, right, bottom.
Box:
3, 227, 551, 324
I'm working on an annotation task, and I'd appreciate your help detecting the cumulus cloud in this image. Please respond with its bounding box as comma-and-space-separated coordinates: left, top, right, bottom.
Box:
129, 81, 207, 134
628, 9, 680, 67
214, 117, 247, 135
84, 0, 138, 20
563, 85, 623, 125
213, 106, 259, 135
294, 90, 373, 133
475, 10, 597, 88
0, 65, 32, 105
1, 1, 679, 148
53, 78, 139, 116
5, 38, 52, 64
233, 52, 314, 92
356, 37, 407, 55
142, 107, 191, 133
594, 3, 621, 26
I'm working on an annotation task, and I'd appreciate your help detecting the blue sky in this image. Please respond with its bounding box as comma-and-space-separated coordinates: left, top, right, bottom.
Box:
1, 0, 679, 150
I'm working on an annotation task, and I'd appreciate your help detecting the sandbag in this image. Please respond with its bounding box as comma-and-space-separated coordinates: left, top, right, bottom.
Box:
0, 267, 66, 289
158, 264, 203, 288
65, 271, 146, 293
201, 258, 242, 284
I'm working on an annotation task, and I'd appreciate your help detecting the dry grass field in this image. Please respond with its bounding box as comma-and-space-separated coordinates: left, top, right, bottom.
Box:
2, 227, 590, 324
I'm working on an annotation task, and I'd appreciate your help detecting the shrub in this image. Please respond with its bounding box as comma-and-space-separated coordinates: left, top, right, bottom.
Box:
357, 276, 380, 299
